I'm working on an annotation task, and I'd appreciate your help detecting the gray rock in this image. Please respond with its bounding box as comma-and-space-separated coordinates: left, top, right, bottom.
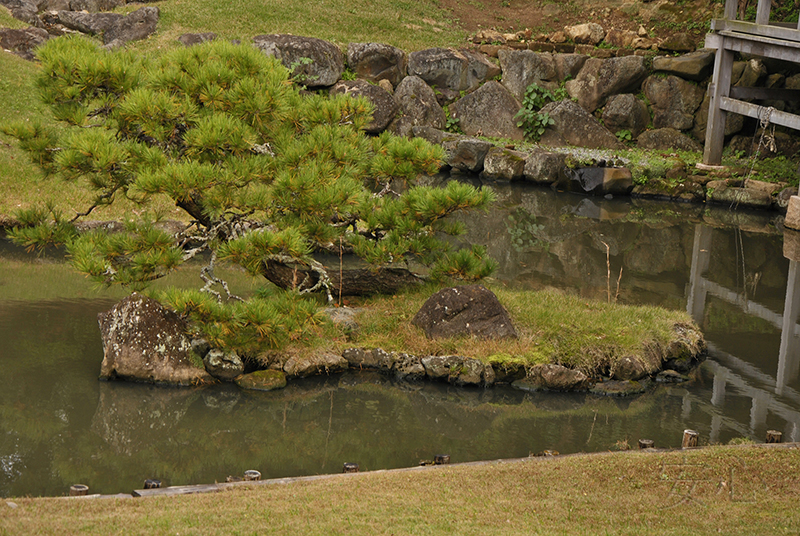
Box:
566, 55, 648, 113
388, 75, 445, 137
604, 29, 639, 48
643, 75, 705, 131
97, 293, 214, 385
523, 148, 568, 184
408, 47, 500, 92
452, 357, 487, 386
321, 306, 362, 336
57, 10, 122, 35
391, 352, 426, 381
177, 32, 216, 46
652, 50, 714, 81
481, 146, 526, 181
601, 93, 650, 138
342, 347, 395, 369
449, 81, 524, 140
735, 58, 767, 88
235, 370, 287, 391
190, 338, 211, 359
498, 49, 556, 102
540, 99, 623, 149
442, 136, 493, 173
253, 34, 344, 87
777, 187, 798, 211
410, 125, 454, 146
610, 355, 648, 381
526, 363, 592, 391
706, 180, 774, 209
412, 284, 518, 340
0, 27, 49, 60
346, 42, 407, 87
103, 6, 159, 47
330, 79, 398, 134
655, 370, 689, 383
552, 53, 589, 82
556, 166, 634, 196
637, 128, 702, 152
692, 92, 744, 140
421, 355, 465, 380
284, 351, 348, 378
203, 348, 244, 381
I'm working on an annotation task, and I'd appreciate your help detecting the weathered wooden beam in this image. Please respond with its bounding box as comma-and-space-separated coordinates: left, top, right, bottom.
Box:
703, 36, 735, 165
724, 0, 737, 20
755, 0, 771, 25
719, 97, 800, 130
711, 19, 800, 42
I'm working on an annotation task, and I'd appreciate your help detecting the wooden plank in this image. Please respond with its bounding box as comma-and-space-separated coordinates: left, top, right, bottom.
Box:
714, 31, 800, 62
703, 36, 735, 165
719, 96, 800, 130
725, 0, 737, 20
729, 86, 800, 101
711, 19, 800, 42
755, 0, 771, 25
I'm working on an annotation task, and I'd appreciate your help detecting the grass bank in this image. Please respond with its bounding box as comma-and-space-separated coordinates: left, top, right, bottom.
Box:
2, 445, 798, 534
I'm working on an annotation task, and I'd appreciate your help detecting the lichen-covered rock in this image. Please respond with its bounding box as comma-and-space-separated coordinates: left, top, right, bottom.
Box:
57, 10, 123, 36
643, 75, 704, 131
408, 47, 500, 92
330, 79, 398, 134
103, 6, 159, 47
391, 352, 426, 381
637, 128, 702, 152
421, 355, 465, 380
523, 363, 593, 391
388, 75, 445, 137
235, 370, 287, 391
565, 56, 648, 113
610, 355, 648, 381
449, 81, 524, 140
253, 34, 344, 87
97, 293, 214, 385
481, 146, 526, 181
346, 42, 407, 87
412, 284, 518, 340
342, 347, 395, 369
523, 148, 568, 184
540, 99, 623, 150
284, 351, 348, 378
498, 49, 556, 102
601, 93, 650, 139
203, 349, 244, 381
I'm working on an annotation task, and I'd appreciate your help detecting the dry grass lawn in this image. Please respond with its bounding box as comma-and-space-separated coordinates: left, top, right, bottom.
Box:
2, 445, 798, 535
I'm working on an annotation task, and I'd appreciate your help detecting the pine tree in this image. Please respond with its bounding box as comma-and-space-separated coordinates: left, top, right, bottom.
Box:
3, 36, 496, 354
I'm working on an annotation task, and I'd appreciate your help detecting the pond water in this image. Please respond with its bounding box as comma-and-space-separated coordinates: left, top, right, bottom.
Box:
2, 182, 800, 498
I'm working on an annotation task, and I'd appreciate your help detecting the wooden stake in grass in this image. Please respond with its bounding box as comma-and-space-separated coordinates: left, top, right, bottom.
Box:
682, 429, 699, 448
766, 430, 782, 443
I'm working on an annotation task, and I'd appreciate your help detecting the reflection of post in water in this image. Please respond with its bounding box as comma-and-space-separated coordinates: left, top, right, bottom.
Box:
778, 231, 800, 395
687, 224, 712, 324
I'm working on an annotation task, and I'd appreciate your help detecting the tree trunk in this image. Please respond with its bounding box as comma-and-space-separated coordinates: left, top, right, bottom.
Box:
261, 259, 425, 296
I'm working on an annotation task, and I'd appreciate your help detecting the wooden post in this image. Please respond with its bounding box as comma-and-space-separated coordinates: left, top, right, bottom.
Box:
342, 463, 359, 473
143, 479, 161, 489
703, 39, 735, 165
243, 470, 261, 481
69, 484, 89, 497
766, 430, 783, 443
434, 454, 451, 465
682, 429, 699, 448
638, 439, 655, 449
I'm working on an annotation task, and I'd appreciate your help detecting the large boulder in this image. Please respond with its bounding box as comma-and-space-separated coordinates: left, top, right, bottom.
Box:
481, 146, 526, 181
346, 42, 407, 87
57, 10, 123, 36
0, 27, 50, 60
540, 99, 623, 149
643, 75, 705, 131
253, 34, 344, 87
637, 128, 702, 152
330, 79, 398, 134
523, 148, 568, 184
103, 6, 159, 47
411, 284, 518, 340
652, 50, 714, 82
601, 93, 650, 139
449, 81, 524, 140
552, 53, 589, 82
408, 47, 500, 92
565, 56, 648, 112
388, 75, 445, 137
442, 136, 493, 173
498, 49, 557, 102
97, 293, 214, 385
692, 91, 744, 140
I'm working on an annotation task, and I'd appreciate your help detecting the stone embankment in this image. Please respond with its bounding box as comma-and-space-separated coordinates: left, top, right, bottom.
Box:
2, 2, 798, 212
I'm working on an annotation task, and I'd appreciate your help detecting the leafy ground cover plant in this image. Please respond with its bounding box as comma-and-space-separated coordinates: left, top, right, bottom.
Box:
2, 36, 496, 355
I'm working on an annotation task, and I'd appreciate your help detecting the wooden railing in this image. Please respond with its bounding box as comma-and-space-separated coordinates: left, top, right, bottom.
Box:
702, 0, 800, 165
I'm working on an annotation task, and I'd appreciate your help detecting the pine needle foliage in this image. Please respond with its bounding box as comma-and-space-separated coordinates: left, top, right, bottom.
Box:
3, 36, 496, 355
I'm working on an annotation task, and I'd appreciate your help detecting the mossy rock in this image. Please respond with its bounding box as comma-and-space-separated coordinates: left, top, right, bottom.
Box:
235, 369, 287, 392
